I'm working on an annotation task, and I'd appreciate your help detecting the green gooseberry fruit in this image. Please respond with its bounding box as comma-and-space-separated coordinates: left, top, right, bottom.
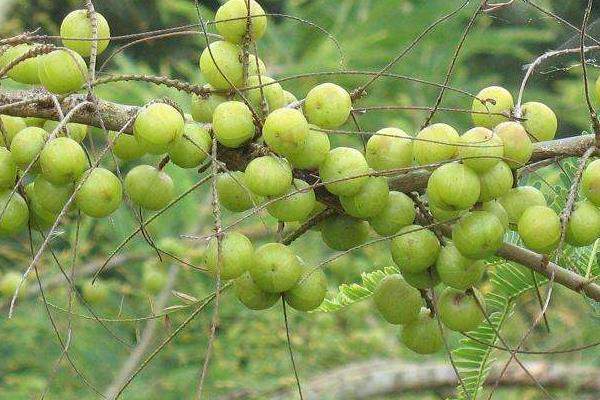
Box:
340, 174, 389, 219
458, 127, 504, 172
134, 103, 184, 147
366, 127, 413, 171
481, 200, 509, 230
205, 232, 254, 280
373, 274, 423, 324
142, 264, 167, 295
199, 41, 243, 89
76, 168, 122, 218
267, 178, 316, 222
262, 108, 308, 156
212, 101, 255, 148
0, 44, 41, 84
0, 148, 17, 189
499, 186, 547, 226
43, 120, 87, 143
402, 267, 440, 289
191, 85, 227, 122
429, 202, 465, 223
303, 83, 352, 129
471, 86, 513, 128
25, 117, 46, 128
60, 9, 111, 56
369, 191, 415, 236
81, 280, 110, 305
169, 123, 211, 168
400, 308, 444, 354
40, 137, 87, 185
25, 182, 57, 231
521, 101, 557, 142
518, 205, 560, 253
320, 215, 369, 251
247, 75, 285, 112
0, 271, 28, 298
391, 224, 440, 273
216, 171, 262, 212
478, 161, 513, 202
413, 123, 460, 165
438, 287, 485, 332
38, 49, 88, 94
214, 0, 267, 44
108, 131, 147, 160
10, 127, 48, 171
245, 156, 292, 197
582, 159, 600, 206
250, 242, 302, 293
566, 200, 600, 247
33, 175, 73, 214
136, 137, 169, 155
319, 147, 369, 196
494, 121, 532, 168
285, 124, 330, 169
284, 265, 328, 312
426, 162, 480, 211
0, 115, 27, 146
452, 211, 505, 259
234, 271, 280, 310
436, 244, 485, 290
248, 54, 267, 76
125, 165, 174, 210
283, 90, 298, 106
297, 201, 327, 231
0, 190, 29, 235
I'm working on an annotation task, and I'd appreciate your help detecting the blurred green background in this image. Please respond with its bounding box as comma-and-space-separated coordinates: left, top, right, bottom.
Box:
2, 0, 600, 399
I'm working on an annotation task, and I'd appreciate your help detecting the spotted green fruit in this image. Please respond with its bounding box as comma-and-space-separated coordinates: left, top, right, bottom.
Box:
43, 120, 87, 143
499, 186, 546, 226
191, 85, 227, 122
518, 205, 560, 253
247, 75, 285, 113
458, 127, 504, 172
471, 86, 513, 128
199, 41, 243, 89
245, 156, 292, 197
134, 103, 184, 147
402, 268, 440, 289
426, 162, 480, 211
40, 137, 87, 185
33, 175, 73, 214
214, 0, 267, 44
125, 165, 174, 211
109, 131, 147, 160
320, 215, 369, 251
60, 9, 111, 56
212, 101, 255, 148
340, 175, 389, 219
413, 123, 460, 165
250, 243, 302, 293
373, 274, 423, 325
10, 127, 47, 171
436, 244, 485, 290
216, 171, 263, 212
285, 265, 327, 312
234, 272, 279, 310
319, 147, 369, 197
391, 225, 440, 273
582, 159, 600, 206
494, 122, 532, 168
169, 123, 211, 168
0, 148, 17, 189
452, 211, 505, 259
478, 161, 513, 202
366, 127, 413, 171
439, 287, 485, 332
521, 101, 557, 142
262, 108, 308, 156
267, 179, 316, 222
285, 125, 330, 169
0, 191, 29, 236
400, 308, 444, 354
0, 115, 27, 146
566, 201, 600, 247
304, 83, 351, 129
38, 49, 88, 94
205, 232, 254, 280
76, 168, 122, 218
0, 44, 41, 84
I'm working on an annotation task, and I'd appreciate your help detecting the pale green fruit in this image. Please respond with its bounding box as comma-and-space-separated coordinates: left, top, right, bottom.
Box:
214, 0, 267, 44
76, 168, 122, 218
199, 41, 243, 89
481, 200, 509, 230
0, 271, 28, 298
25, 117, 46, 128
248, 54, 267, 76
429, 201, 465, 223
234, 272, 279, 310
0, 115, 27, 146
285, 125, 330, 169
10, 127, 48, 171
43, 120, 87, 143
478, 161, 513, 202
81, 280, 110, 304
521, 102, 557, 142
142, 264, 167, 295
518, 205, 560, 253
216, 171, 263, 212
458, 127, 504, 172
285, 265, 327, 312
60, 9, 111, 56
0, 44, 41, 84
205, 232, 254, 280
436, 244, 485, 290
304, 83, 352, 129
124, 165, 174, 211
373, 274, 423, 324
244, 156, 292, 197
426, 162, 480, 211
250, 243, 302, 293
366, 127, 413, 171
33, 175, 73, 214
319, 147, 369, 196
25, 182, 57, 231
38, 49, 88, 94
137, 137, 169, 155
340, 175, 389, 219
283, 90, 297, 106
452, 211, 505, 259
402, 268, 440, 289
212, 101, 255, 148
471, 86, 513, 128
413, 123, 459, 165
0, 191, 29, 235
400, 308, 444, 354
169, 123, 211, 168
494, 121, 532, 168
191, 85, 227, 123
582, 159, 600, 206
566, 200, 600, 247
369, 191, 415, 236
391, 224, 440, 273
247, 75, 285, 112
262, 108, 308, 156
499, 186, 547, 226
320, 215, 369, 251
134, 103, 184, 147
40, 137, 87, 185
109, 131, 147, 160
438, 287, 485, 332
267, 179, 316, 222
0, 148, 17, 189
